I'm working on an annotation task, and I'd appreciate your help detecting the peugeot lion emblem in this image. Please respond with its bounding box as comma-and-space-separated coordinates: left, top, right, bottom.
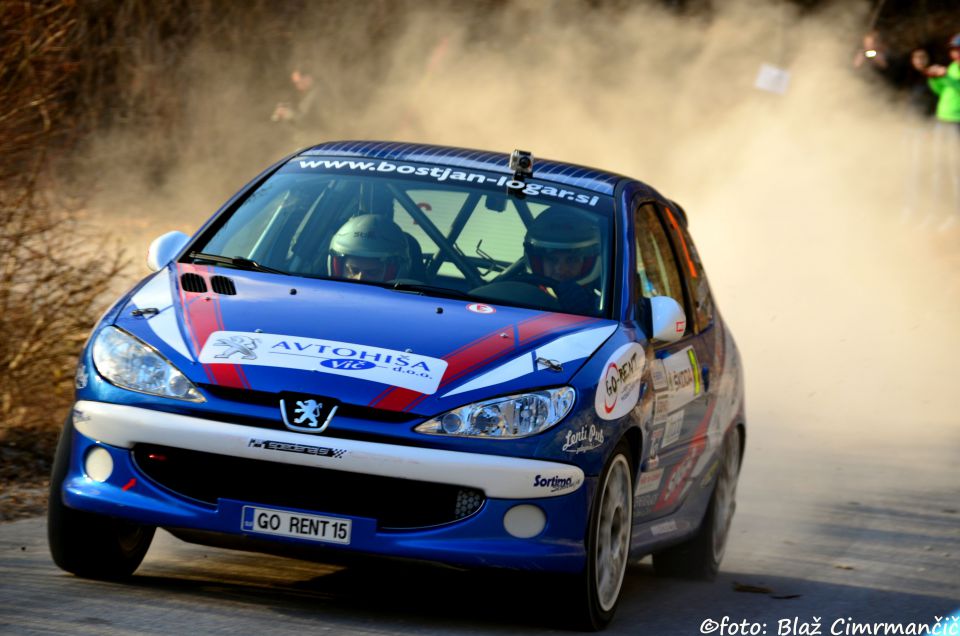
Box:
213, 335, 259, 360
280, 397, 337, 434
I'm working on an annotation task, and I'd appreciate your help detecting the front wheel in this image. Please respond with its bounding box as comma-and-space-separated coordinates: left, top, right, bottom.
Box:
652, 425, 741, 580
47, 416, 155, 580
564, 441, 634, 631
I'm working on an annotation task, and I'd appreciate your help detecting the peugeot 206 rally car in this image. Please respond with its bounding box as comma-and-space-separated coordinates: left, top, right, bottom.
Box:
49, 141, 744, 630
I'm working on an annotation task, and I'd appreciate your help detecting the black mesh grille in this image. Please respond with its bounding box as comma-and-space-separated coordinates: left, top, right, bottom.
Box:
210, 275, 236, 295
180, 272, 207, 293
132, 445, 485, 530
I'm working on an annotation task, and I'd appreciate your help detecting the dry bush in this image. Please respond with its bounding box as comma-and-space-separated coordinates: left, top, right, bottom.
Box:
0, 2, 125, 478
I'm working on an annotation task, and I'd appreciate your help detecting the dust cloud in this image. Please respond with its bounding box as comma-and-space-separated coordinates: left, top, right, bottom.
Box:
81, 0, 960, 476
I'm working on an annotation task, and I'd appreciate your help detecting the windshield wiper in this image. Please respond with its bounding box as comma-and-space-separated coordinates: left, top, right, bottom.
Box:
189, 252, 289, 275
391, 282, 475, 300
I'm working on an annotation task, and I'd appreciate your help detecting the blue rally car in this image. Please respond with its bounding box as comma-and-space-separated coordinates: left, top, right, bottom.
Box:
49, 141, 745, 630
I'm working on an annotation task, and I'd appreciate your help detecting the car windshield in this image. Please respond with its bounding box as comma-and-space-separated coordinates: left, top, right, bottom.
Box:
191, 156, 616, 318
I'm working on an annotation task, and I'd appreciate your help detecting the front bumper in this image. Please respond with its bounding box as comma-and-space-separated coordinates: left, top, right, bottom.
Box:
62, 401, 592, 572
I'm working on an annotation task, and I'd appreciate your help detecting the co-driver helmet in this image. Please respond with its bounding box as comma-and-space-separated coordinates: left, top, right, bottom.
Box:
523, 207, 601, 286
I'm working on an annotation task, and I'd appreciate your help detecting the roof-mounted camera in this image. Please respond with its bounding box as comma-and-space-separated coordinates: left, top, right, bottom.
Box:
509, 149, 534, 180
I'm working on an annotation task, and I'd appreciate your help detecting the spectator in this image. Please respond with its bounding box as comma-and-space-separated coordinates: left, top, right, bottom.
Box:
916, 34, 960, 230
271, 66, 322, 130
853, 30, 909, 91
901, 48, 940, 223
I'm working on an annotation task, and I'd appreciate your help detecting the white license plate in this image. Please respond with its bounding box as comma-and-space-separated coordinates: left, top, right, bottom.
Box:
241, 506, 351, 545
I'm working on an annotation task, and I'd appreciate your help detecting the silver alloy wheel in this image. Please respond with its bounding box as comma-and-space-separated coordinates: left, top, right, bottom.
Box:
710, 431, 741, 563
594, 454, 632, 612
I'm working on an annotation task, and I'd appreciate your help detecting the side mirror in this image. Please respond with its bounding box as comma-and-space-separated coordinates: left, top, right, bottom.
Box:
649, 296, 687, 343
146, 231, 189, 272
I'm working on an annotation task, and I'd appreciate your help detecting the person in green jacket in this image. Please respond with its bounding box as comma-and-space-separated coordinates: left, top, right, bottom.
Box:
912, 34, 960, 230
924, 34, 960, 123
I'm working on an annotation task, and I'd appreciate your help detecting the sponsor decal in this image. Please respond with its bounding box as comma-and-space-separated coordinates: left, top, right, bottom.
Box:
653, 392, 672, 424
71, 408, 90, 424
319, 359, 375, 370
634, 492, 659, 516
533, 474, 578, 493
561, 424, 606, 454
650, 360, 668, 391
675, 319, 686, 334
635, 468, 663, 495
199, 330, 448, 395
662, 410, 684, 449
248, 438, 347, 459
466, 303, 496, 314
213, 335, 259, 360
655, 345, 702, 413
661, 454, 696, 503
700, 459, 720, 488
296, 159, 602, 208
594, 343, 645, 420
650, 519, 678, 536
75, 364, 88, 390
648, 428, 664, 458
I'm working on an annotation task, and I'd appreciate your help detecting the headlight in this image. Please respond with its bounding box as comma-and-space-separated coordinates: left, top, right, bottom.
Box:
92, 326, 204, 402
415, 387, 575, 439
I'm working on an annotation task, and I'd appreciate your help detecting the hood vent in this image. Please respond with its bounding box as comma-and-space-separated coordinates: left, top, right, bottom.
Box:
180, 273, 207, 293
210, 275, 237, 295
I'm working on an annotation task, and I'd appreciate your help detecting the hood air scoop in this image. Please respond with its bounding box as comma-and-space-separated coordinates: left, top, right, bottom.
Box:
210, 275, 236, 295
180, 273, 207, 293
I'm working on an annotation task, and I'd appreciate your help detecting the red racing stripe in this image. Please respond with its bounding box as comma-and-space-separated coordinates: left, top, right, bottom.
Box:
175, 264, 211, 383
176, 263, 245, 389
373, 313, 599, 413
208, 278, 251, 389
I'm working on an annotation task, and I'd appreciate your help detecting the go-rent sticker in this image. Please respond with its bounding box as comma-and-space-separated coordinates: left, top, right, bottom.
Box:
199, 330, 447, 395
594, 343, 645, 420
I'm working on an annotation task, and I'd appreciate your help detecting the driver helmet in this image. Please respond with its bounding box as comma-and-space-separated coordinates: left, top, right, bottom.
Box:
523, 207, 601, 286
328, 214, 411, 282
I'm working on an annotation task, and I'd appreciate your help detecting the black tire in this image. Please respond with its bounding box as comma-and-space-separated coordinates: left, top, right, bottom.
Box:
47, 416, 156, 580
652, 426, 741, 580
564, 441, 634, 631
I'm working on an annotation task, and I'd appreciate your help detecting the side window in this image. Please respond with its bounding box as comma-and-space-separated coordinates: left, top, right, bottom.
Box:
634, 202, 686, 318
661, 204, 714, 330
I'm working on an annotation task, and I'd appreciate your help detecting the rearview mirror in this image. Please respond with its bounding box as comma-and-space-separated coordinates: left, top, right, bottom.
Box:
649, 296, 687, 343
146, 231, 189, 272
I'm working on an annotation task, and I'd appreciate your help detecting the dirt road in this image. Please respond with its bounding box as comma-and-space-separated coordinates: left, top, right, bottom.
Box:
1, 408, 956, 634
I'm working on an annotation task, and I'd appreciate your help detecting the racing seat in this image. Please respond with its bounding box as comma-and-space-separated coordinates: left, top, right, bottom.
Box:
404, 233, 427, 281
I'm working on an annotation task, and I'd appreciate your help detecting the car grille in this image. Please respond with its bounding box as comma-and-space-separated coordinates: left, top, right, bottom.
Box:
132, 445, 485, 530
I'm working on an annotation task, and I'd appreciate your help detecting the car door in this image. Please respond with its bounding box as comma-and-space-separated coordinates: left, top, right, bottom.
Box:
632, 200, 717, 519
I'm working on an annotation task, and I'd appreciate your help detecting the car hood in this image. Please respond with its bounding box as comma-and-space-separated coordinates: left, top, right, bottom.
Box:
114, 265, 617, 415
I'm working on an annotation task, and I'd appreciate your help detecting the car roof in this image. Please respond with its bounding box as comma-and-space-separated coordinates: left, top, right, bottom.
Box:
302, 140, 634, 196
